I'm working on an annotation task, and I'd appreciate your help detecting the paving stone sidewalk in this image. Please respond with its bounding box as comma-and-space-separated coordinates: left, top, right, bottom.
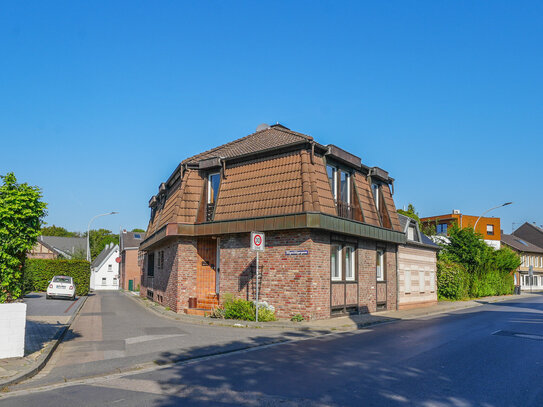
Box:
125, 289, 541, 332
0, 298, 86, 389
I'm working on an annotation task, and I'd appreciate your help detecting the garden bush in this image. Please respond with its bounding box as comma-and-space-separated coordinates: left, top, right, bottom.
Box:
23, 259, 91, 296
437, 259, 470, 300
211, 294, 277, 321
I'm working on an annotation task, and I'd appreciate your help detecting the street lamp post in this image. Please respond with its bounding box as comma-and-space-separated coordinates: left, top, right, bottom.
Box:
473, 202, 513, 230
87, 212, 119, 261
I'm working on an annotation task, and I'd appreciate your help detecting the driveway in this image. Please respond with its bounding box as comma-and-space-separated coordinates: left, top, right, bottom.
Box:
24, 292, 84, 324
21, 292, 86, 356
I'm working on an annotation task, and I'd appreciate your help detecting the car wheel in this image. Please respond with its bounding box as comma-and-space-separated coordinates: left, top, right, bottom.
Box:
72, 294, 76, 301
46, 295, 50, 300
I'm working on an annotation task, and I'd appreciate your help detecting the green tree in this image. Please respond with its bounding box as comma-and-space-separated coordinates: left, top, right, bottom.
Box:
88, 229, 119, 260
0, 173, 47, 302
441, 224, 492, 273
397, 203, 421, 226
437, 225, 520, 299
131, 228, 145, 233
41, 225, 79, 237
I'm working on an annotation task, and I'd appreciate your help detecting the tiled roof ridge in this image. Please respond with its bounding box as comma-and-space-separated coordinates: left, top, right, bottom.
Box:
181, 126, 313, 165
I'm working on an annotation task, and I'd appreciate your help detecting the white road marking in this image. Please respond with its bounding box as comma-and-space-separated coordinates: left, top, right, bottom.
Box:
125, 334, 186, 345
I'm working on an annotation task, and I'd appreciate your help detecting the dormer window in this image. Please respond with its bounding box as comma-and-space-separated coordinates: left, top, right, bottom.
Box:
327, 164, 352, 219
206, 173, 221, 221
407, 225, 417, 241
371, 183, 380, 210
208, 173, 221, 205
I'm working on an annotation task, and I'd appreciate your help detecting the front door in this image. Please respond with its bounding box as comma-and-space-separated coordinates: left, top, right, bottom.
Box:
376, 249, 387, 310
196, 238, 218, 308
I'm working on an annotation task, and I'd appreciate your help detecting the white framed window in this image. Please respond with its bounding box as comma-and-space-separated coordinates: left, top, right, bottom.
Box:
405, 270, 411, 293
108, 264, 113, 272
102, 277, 107, 285
345, 246, 355, 281
419, 271, 425, 293
331, 245, 342, 281
534, 276, 539, 286
407, 225, 416, 241
372, 183, 380, 210
327, 165, 337, 200
486, 224, 494, 235
340, 171, 350, 204
208, 173, 221, 204
430, 272, 435, 292
376, 250, 384, 281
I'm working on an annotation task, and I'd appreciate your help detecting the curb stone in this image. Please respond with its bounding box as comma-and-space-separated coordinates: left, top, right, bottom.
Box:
0, 295, 88, 390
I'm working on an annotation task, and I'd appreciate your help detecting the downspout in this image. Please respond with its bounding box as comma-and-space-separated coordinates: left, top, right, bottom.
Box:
221, 157, 227, 179
310, 141, 315, 165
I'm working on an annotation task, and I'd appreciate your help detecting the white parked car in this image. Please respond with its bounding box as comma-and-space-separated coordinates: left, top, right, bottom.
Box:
46, 276, 76, 300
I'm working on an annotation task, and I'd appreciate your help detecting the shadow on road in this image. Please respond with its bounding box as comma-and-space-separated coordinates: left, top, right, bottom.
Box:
122, 298, 543, 406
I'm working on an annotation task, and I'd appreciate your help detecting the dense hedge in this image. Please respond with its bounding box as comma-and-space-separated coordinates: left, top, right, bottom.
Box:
437, 259, 470, 300
23, 259, 91, 296
437, 259, 514, 300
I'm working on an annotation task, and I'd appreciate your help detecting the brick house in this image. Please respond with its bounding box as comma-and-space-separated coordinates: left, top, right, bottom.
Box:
140, 124, 405, 320
119, 230, 145, 291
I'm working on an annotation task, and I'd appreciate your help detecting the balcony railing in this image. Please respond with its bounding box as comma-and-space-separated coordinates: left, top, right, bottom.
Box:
206, 203, 215, 221
337, 200, 354, 220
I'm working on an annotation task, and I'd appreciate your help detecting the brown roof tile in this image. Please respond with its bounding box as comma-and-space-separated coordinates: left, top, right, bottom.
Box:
182, 126, 313, 165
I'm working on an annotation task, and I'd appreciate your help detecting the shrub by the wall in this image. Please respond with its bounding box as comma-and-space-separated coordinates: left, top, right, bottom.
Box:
211, 294, 277, 322
437, 259, 470, 300
24, 259, 90, 296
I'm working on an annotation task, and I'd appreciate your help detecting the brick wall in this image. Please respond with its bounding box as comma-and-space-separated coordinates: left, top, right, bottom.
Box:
140, 238, 197, 312
357, 239, 397, 313
219, 230, 330, 320
141, 230, 398, 320
120, 249, 141, 291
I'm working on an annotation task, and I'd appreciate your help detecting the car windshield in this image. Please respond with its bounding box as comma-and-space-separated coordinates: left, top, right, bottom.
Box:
53, 277, 71, 283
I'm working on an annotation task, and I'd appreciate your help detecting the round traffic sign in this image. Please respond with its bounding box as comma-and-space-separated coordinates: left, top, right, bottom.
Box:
254, 234, 262, 246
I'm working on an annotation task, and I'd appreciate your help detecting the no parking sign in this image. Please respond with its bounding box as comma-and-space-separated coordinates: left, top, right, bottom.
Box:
251, 232, 265, 251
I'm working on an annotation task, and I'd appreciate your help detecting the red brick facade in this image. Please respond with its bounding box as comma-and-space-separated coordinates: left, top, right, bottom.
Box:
141, 229, 398, 320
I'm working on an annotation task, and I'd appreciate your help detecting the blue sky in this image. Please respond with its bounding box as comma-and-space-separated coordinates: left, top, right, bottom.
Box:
1, 1, 541, 234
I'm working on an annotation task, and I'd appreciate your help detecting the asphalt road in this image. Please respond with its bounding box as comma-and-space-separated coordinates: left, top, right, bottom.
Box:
11, 291, 313, 390
24, 292, 84, 318
4, 293, 543, 406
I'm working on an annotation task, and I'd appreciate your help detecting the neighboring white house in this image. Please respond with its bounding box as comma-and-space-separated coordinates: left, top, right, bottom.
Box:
90, 243, 120, 290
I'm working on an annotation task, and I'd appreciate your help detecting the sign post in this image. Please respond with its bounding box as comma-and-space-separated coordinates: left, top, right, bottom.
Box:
529, 265, 534, 293
251, 232, 265, 322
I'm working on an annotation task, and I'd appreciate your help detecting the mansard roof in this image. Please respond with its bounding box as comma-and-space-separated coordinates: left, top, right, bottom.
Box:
143, 125, 404, 249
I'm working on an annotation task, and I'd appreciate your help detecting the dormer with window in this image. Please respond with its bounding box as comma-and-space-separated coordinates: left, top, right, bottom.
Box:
207, 172, 221, 221
327, 164, 352, 219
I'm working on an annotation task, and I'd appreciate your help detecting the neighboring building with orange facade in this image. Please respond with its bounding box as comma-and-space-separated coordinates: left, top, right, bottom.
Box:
420, 211, 501, 249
